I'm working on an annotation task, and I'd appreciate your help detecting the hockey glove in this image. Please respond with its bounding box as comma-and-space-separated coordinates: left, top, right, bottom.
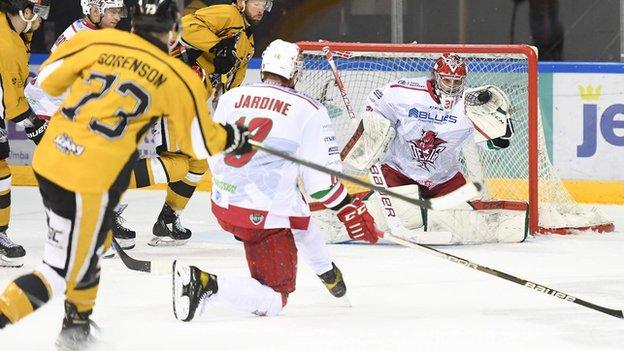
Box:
487, 118, 515, 150
223, 122, 252, 156
210, 35, 239, 75
19, 110, 48, 145
336, 197, 382, 244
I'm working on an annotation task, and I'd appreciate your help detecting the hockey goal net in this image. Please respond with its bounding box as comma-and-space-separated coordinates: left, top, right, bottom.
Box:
297, 41, 613, 235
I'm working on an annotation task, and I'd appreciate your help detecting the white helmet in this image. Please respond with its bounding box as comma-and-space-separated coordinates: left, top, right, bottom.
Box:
81, 0, 126, 17
261, 39, 303, 86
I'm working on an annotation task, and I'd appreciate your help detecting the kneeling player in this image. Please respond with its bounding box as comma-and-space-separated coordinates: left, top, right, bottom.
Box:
172, 39, 381, 321
334, 53, 527, 245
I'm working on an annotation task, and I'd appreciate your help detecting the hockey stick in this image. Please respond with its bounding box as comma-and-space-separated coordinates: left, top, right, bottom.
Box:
386, 233, 623, 319
112, 239, 151, 273
112, 239, 171, 274
249, 140, 479, 211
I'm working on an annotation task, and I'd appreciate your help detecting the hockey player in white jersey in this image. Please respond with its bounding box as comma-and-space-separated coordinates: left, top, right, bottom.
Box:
172, 39, 382, 321
337, 53, 528, 244
24, 0, 136, 251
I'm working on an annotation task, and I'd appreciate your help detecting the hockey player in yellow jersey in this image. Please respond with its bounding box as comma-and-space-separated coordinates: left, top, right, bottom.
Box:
0, 0, 50, 267
127, 0, 272, 246
0, 0, 250, 348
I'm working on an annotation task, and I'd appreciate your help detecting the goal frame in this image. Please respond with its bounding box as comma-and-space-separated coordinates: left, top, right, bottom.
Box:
297, 41, 543, 233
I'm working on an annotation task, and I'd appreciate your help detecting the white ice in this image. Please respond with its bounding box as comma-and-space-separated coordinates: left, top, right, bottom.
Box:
0, 187, 623, 350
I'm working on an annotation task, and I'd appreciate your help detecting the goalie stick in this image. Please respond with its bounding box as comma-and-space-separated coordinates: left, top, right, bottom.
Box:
322, 46, 622, 319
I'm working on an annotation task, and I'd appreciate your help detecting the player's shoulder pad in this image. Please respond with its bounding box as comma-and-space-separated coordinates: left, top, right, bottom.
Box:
295, 89, 324, 110
71, 19, 91, 31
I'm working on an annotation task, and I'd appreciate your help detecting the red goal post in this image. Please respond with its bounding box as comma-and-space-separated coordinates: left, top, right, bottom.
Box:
296, 41, 614, 235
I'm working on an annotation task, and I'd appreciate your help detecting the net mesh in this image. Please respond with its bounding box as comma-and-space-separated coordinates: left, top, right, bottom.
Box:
298, 45, 612, 233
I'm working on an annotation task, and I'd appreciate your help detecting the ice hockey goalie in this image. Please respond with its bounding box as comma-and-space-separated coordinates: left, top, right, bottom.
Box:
314, 53, 527, 245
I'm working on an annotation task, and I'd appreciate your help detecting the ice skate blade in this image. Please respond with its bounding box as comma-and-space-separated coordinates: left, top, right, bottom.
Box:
149, 236, 188, 247
0, 255, 23, 268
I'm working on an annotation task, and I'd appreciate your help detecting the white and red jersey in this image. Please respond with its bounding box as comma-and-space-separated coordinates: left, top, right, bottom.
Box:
368, 77, 475, 189
209, 82, 343, 230
25, 19, 97, 117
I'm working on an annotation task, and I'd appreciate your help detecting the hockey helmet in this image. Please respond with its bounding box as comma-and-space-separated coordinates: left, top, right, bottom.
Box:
81, 0, 127, 18
0, 0, 50, 19
432, 53, 467, 97
132, 0, 181, 33
261, 39, 303, 87
432, 53, 467, 110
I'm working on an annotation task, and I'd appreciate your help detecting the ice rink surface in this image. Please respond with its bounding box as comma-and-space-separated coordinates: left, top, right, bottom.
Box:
0, 186, 623, 350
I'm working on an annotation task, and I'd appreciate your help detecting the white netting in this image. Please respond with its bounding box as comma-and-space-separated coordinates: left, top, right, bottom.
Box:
298, 43, 613, 234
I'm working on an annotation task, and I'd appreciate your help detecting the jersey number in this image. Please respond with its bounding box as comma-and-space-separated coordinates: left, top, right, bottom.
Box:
60, 73, 150, 139
223, 117, 273, 167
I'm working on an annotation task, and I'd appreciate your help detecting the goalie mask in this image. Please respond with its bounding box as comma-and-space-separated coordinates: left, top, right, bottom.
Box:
432, 53, 467, 110
261, 39, 303, 88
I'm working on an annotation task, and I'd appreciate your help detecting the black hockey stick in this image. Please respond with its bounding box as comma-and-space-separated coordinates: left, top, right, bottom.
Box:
112, 239, 151, 273
249, 140, 480, 211
386, 233, 623, 319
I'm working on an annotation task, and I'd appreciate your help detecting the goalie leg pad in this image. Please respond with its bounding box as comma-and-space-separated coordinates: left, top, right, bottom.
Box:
426, 201, 528, 244
341, 110, 396, 171
365, 185, 424, 231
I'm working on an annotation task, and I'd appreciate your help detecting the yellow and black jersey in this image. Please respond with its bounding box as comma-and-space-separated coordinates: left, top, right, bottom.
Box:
0, 12, 33, 122
180, 4, 254, 95
33, 29, 228, 193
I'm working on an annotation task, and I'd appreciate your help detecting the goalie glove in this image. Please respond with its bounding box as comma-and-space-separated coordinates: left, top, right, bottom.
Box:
336, 197, 382, 244
486, 119, 514, 150
464, 85, 513, 145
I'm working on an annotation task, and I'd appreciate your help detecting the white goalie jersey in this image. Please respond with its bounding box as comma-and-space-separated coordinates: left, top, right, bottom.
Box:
209, 83, 343, 230
368, 77, 476, 188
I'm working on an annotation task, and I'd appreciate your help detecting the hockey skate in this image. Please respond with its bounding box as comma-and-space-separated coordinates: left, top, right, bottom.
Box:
149, 204, 192, 247
0, 232, 25, 268
318, 262, 347, 298
172, 260, 218, 322
111, 204, 136, 250
55, 301, 99, 351
103, 204, 136, 259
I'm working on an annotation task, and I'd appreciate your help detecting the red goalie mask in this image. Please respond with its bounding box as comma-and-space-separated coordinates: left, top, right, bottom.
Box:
432, 53, 467, 109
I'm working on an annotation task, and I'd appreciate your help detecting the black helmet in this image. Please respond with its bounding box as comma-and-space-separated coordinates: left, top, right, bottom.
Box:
132, 0, 180, 33
0, 0, 50, 19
